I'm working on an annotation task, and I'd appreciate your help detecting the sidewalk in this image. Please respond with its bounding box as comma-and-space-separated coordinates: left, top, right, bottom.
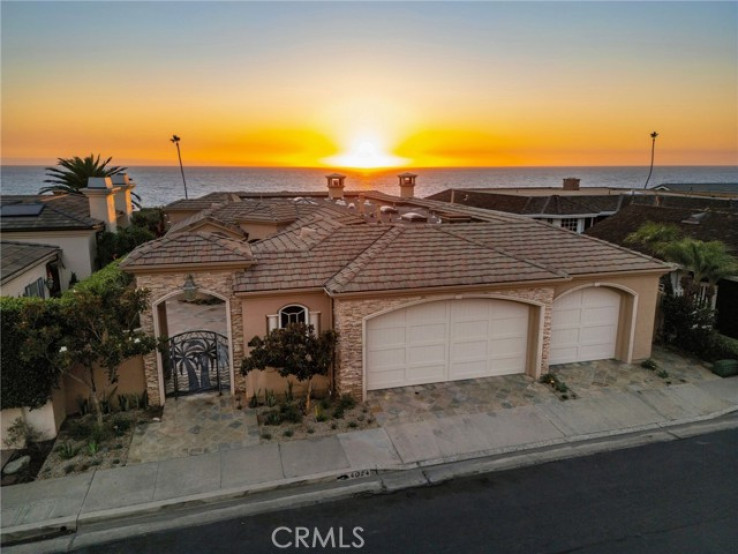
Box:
2, 377, 737, 545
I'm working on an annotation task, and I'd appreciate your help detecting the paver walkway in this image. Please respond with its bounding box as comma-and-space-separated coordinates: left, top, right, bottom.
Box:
127, 394, 259, 464
127, 347, 722, 460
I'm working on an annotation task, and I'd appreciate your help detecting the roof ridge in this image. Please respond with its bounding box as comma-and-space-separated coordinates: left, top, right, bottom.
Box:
568, 224, 670, 266
437, 224, 567, 278
325, 226, 404, 293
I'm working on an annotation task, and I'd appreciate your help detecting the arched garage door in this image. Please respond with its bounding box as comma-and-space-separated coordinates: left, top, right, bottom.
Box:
366, 299, 530, 391
550, 287, 620, 365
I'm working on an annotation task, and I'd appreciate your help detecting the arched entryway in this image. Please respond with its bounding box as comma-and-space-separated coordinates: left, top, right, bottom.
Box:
153, 289, 234, 400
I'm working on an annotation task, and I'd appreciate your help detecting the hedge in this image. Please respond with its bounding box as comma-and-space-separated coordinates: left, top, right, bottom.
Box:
0, 262, 135, 410
0, 297, 64, 410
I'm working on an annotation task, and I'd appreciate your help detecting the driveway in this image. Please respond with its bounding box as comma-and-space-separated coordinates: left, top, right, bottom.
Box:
367, 346, 719, 426
128, 346, 719, 463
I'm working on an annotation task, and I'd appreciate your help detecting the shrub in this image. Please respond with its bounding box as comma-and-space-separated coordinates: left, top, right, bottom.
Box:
261, 433, 272, 441
262, 410, 281, 426
0, 297, 64, 409
338, 394, 356, 411
641, 359, 658, 370
348, 421, 358, 429
67, 420, 93, 441
57, 442, 80, 460
87, 441, 100, 455
279, 402, 303, 424
283, 429, 294, 438
248, 389, 260, 409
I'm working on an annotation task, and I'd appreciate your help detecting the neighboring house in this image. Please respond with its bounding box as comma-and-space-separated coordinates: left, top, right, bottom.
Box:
585, 204, 738, 339
0, 241, 61, 298
426, 178, 626, 233
123, 175, 669, 406
0, 174, 135, 292
426, 178, 738, 233
652, 183, 738, 196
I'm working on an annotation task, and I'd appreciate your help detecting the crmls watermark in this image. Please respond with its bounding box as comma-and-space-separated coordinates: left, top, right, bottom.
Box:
271, 526, 365, 549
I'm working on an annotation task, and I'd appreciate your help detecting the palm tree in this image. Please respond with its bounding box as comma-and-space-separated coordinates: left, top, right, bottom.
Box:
643, 131, 659, 189
41, 154, 126, 195
663, 238, 738, 288
170, 135, 189, 199
625, 221, 681, 257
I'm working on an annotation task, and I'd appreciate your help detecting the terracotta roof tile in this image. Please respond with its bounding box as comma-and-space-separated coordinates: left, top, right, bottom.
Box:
121, 232, 254, 270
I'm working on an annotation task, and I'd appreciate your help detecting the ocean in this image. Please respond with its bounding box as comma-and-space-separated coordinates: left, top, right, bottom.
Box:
1, 165, 736, 207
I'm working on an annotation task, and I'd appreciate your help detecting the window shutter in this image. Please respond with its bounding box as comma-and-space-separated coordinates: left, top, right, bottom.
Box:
309, 311, 320, 332
267, 314, 279, 333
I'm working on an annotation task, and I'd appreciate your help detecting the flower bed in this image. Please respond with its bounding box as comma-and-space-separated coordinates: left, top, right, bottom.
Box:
253, 393, 378, 442
37, 408, 161, 480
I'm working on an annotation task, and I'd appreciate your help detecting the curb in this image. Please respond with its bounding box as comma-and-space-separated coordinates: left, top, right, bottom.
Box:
3, 408, 737, 547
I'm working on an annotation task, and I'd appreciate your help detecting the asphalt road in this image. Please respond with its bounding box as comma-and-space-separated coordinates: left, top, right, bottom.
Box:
76, 429, 738, 554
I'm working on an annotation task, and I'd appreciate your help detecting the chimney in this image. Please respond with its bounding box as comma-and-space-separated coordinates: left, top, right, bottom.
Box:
398, 172, 417, 199
82, 177, 118, 232
111, 173, 135, 227
326, 173, 346, 200
563, 178, 580, 191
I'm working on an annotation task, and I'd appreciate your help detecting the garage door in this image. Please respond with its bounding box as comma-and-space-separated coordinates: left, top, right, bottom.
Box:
366, 299, 529, 390
550, 288, 620, 365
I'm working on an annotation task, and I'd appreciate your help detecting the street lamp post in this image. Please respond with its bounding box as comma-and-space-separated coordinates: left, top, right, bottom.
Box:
170, 134, 189, 199
643, 131, 659, 189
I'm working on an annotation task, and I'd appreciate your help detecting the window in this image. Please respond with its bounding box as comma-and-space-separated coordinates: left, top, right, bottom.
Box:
561, 218, 580, 232
267, 305, 321, 333
23, 277, 46, 299
280, 305, 307, 328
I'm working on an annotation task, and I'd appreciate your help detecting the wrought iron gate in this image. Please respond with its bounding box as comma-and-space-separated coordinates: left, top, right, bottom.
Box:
164, 330, 230, 398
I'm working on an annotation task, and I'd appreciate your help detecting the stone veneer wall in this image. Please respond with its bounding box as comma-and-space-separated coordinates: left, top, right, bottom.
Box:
135, 270, 245, 406
333, 288, 554, 400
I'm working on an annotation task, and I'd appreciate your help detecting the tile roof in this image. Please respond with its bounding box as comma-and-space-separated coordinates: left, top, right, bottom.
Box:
585, 205, 738, 254
234, 216, 667, 294
167, 198, 365, 237
0, 194, 102, 231
1, 241, 61, 284
163, 192, 239, 211
120, 232, 254, 270
653, 183, 738, 196
425, 189, 623, 216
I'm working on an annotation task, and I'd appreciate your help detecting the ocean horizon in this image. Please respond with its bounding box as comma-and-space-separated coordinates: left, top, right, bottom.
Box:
2, 165, 736, 208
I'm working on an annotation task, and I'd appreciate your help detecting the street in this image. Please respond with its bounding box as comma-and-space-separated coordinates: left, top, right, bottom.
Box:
75, 428, 738, 553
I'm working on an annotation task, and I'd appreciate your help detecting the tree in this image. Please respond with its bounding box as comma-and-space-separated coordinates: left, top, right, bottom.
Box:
41, 154, 126, 195
58, 263, 157, 427
241, 323, 337, 413
626, 223, 738, 297
625, 222, 681, 258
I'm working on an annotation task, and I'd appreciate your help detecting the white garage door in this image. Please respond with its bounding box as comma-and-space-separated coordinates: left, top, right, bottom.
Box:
550, 288, 620, 365
366, 299, 529, 391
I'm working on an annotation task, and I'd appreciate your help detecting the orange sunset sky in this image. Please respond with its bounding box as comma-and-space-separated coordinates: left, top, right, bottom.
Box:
1, 2, 736, 169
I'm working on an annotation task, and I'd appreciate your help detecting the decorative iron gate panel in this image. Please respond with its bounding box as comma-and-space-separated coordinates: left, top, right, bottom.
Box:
164, 330, 230, 398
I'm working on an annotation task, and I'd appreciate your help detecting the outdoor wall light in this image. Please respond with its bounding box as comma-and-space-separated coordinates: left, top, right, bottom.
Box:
182, 274, 198, 302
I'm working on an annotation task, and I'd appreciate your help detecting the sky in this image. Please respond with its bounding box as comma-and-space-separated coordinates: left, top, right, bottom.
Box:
1, 1, 736, 168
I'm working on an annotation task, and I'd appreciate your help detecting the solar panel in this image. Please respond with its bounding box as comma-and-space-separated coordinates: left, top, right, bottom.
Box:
0, 203, 45, 217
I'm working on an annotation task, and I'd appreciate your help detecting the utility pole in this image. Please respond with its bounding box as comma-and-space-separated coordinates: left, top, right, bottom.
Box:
643, 131, 659, 189
170, 134, 189, 199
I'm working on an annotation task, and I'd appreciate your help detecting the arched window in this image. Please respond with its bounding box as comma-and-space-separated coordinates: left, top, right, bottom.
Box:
279, 305, 307, 328
267, 304, 321, 333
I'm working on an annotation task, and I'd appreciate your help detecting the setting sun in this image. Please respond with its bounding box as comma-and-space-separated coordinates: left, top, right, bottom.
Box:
323, 136, 409, 169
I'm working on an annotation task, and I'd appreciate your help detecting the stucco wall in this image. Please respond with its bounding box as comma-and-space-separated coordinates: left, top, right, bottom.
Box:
238, 222, 281, 241
240, 291, 334, 399
333, 287, 555, 400
62, 355, 147, 415
1, 262, 50, 298
0, 385, 67, 447
135, 270, 243, 406
2, 231, 97, 290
